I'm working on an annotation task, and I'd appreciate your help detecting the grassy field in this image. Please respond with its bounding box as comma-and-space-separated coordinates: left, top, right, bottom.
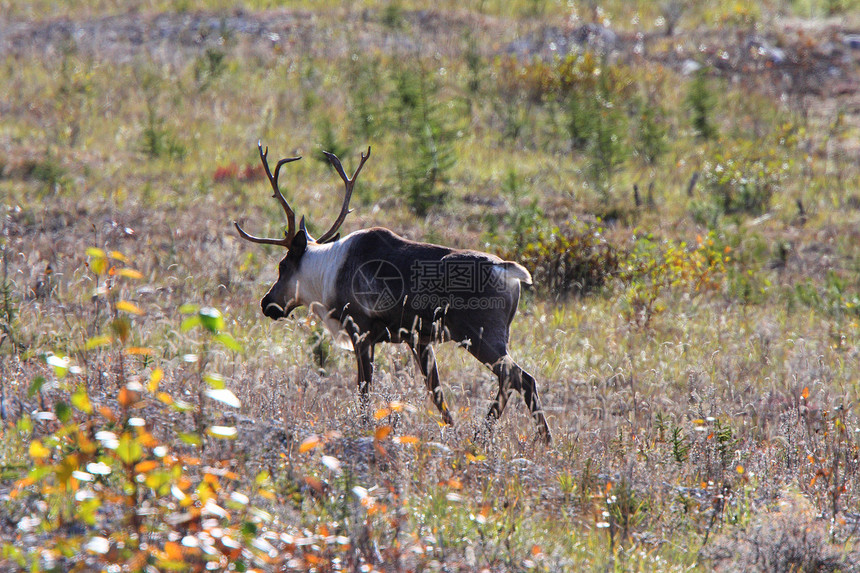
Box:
2, 1, 860, 570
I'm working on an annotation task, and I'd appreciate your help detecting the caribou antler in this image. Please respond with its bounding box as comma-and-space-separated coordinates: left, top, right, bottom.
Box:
233, 142, 301, 247
317, 147, 371, 244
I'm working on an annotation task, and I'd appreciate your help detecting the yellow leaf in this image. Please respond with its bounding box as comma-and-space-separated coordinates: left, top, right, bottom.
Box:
86, 247, 106, 259
109, 251, 129, 263
116, 301, 143, 315
85, 335, 112, 350
118, 268, 143, 280
736, 465, 745, 475
374, 426, 392, 441
29, 440, 50, 459
299, 435, 322, 453
156, 392, 173, 405
148, 368, 164, 392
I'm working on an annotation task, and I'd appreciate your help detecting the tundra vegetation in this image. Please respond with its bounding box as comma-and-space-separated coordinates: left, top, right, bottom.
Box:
1, 0, 860, 570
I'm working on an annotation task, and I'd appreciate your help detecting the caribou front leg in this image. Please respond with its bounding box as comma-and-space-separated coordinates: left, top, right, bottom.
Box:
411, 343, 454, 426
349, 326, 375, 418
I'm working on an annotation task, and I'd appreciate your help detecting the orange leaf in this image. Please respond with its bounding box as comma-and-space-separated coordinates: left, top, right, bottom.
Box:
801, 386, 810, 399
393, 435, 420, 445
98, 406, 116, 422
134, 460, 159, 474
137, 432, 158, 448
531, 544, 542, 556
117, 388, 131, 407
736, 465, 745, 475
299, 435, 322, 454
810, 474, 818, 487
164, 541, 183, 561
374, 426, 392, 441
304, 476, 324, 493
126, 346, 153, 356
448, 477, 462, 489
373, 407, 391, 420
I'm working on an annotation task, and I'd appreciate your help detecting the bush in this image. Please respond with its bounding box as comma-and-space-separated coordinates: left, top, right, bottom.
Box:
619, 232, 730, 327
701, 148, 784, 217
686, 66, 718, 140
388, 62, 458, 216
507, 219, 621, 299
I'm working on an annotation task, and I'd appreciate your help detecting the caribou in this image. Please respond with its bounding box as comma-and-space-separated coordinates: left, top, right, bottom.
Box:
235, 143, 552, 443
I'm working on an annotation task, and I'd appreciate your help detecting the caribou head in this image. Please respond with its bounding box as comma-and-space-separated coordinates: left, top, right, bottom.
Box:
234, 143, 369, 321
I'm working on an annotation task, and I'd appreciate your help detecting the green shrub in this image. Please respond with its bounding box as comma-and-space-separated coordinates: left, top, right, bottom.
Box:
508, 219, 621, 299
686, 67, 718, 140
633, 96, 669, 165
388, 62, 458, 216
620, 232, 730, 327
140, 105, 186, 160
701, 148, 784, 217
25, 156, 70, 196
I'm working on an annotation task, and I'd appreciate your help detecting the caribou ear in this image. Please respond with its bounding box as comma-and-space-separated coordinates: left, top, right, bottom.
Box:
290, 218, 309, 256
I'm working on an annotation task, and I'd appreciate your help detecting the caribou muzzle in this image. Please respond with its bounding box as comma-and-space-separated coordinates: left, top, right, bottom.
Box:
261, 296, 296, 320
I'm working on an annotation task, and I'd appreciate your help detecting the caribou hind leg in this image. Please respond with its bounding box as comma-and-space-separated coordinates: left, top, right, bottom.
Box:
410, 343, 454, 425
489, 356, 551, 443
471, 340, 552, 443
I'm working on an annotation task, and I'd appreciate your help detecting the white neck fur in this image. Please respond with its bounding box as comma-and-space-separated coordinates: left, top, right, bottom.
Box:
293, 231, 357, 309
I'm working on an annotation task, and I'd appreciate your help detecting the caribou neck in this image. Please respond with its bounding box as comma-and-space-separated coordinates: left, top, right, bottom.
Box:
294, 233, 356, 309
